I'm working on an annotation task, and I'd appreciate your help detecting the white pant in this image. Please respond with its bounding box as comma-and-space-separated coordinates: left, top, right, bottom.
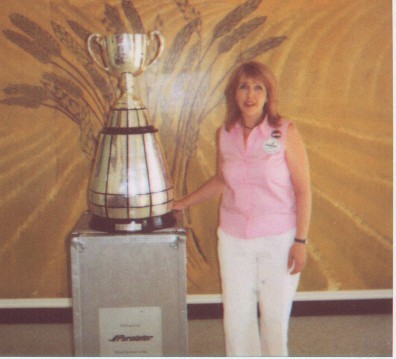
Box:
217, 228, 300, 357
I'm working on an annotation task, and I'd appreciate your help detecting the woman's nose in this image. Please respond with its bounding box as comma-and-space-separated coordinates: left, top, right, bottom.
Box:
247, 87, 254, 97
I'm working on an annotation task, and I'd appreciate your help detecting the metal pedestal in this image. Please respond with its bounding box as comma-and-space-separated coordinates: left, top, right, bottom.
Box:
69, 212, 187, 357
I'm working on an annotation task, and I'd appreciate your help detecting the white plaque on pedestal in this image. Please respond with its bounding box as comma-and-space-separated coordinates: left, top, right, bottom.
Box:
99, 307, 163, 356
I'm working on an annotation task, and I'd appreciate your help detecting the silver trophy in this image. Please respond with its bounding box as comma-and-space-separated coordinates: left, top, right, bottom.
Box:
87, 32, 175, 232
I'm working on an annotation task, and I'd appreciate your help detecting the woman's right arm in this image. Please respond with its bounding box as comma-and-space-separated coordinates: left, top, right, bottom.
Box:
173, 131, 225, 211
173, 174, 224, 210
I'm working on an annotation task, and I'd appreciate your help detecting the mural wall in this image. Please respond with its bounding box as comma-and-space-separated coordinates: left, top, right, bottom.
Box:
0, 0, 392, 299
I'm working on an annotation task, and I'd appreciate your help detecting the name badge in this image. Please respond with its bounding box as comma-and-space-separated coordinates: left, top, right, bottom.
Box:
263, 138, 280, 154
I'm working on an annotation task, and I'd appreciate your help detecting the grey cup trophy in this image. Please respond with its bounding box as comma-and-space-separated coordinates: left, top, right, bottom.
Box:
87, 32, 175, 232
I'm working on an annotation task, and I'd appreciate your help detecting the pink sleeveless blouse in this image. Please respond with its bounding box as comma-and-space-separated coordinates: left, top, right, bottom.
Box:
219, 119, 296, 239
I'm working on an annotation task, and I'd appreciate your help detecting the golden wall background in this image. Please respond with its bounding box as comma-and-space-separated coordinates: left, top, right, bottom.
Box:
0, 0, 392, 298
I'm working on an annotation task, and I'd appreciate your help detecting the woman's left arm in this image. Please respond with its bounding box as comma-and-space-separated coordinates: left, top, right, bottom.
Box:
285, 122, 312, 274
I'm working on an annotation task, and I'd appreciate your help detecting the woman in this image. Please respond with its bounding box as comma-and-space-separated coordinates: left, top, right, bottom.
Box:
174, 61, 311, 356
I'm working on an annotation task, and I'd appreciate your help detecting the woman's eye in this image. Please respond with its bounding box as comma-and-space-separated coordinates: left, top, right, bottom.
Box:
254, 85, 264, 91
239, 84, 248, 90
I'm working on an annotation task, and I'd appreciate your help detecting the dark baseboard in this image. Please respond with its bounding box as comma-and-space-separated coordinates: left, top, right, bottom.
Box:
291, 298, 393, 317
187, 298, 393, 319
0, 308, 72, 324
0, 299, 392, 324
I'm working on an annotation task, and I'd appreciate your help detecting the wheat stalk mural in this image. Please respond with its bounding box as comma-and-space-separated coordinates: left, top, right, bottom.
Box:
1, 0, 286, 291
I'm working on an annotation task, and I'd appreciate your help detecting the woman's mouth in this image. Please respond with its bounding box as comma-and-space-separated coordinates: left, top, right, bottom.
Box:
244, 101, 256, 107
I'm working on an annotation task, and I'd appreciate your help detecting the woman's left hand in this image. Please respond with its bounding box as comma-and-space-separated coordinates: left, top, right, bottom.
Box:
288, 243, 307, 275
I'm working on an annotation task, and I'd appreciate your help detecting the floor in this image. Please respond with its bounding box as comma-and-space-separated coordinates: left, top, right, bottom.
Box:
0, 314, 393, 357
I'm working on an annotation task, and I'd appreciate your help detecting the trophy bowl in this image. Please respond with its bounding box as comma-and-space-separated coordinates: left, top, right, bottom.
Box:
87, 32, 164, 77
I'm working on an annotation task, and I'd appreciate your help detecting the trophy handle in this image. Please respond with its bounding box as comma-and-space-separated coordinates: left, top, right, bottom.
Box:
87, 33, 109, 72
145, 31, 165, 69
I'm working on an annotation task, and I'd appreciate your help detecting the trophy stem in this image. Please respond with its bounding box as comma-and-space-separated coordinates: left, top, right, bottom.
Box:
113, 72, 143, 109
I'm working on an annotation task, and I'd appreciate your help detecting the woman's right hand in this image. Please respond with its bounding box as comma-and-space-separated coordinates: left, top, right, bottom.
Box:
172, 199, 187, 211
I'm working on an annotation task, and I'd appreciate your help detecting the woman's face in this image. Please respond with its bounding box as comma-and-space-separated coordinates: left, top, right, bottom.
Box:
235, 74, 267, 122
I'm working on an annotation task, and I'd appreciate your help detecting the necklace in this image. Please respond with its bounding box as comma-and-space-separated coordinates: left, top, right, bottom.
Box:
241, 115, 265, 130
242, 119, 263, 130
242, 123, 255, 130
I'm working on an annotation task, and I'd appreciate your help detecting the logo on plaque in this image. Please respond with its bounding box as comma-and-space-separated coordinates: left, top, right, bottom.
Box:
99, 307, 163, 357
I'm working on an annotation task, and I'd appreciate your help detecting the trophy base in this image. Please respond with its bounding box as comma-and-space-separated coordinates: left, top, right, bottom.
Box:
89, 212, 176, 233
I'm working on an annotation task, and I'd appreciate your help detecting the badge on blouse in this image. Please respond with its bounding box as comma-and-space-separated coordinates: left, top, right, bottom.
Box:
263, 137, 280, 154
271, 129, 282, 139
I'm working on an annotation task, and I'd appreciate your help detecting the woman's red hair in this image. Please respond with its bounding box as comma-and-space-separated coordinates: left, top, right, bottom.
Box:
224, 61, 281, 131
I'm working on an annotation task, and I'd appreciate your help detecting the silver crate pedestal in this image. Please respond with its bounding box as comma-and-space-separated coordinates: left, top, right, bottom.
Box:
69, 212, 187, 357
